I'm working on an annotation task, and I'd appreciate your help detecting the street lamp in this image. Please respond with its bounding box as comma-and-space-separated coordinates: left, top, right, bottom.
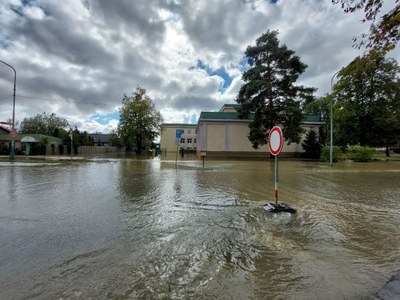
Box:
330, 70, 340, 167
0, 59, 16, 160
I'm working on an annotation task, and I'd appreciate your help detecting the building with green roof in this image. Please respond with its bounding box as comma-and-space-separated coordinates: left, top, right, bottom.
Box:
0, 133, 63, 155
160, 103, 323, 157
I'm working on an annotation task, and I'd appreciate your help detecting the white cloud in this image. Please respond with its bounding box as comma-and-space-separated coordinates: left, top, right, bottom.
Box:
0, 0, 398, 133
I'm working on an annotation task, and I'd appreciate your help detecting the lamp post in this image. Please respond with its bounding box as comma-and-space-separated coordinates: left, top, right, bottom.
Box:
330, 70, 339, 167
0, 59, 16, 160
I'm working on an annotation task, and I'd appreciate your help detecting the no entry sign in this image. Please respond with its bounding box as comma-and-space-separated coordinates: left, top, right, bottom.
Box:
268, 126, 283, 156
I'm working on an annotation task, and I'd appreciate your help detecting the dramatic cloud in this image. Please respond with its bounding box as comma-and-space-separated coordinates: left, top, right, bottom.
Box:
0, 0, 398, 132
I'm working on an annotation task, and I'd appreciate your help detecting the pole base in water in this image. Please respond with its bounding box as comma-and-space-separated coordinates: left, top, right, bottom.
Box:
263, 202, 297, 213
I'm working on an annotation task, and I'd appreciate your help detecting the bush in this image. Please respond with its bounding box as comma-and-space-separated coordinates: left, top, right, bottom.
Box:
346, 145, 375, 162
321, 146, 342, 162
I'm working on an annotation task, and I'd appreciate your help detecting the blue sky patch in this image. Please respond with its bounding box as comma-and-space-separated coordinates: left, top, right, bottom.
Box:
90, 111, 120, 125
191, 60, 233, 92
190, 114, 197, 124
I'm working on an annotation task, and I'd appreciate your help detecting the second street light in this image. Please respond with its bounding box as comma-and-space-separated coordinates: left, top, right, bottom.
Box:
0, 59, 17, 160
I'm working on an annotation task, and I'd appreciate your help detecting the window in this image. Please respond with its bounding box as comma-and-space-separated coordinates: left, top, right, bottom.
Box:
180, 138, 185, 143
188, 129, 192, 134
187, 138, 192, 144
194, 138, 197, 144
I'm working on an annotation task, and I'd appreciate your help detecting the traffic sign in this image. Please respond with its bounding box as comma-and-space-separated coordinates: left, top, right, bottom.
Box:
268, 126, 283, 156
176, 129, 182, 139
9, 128, 18, 138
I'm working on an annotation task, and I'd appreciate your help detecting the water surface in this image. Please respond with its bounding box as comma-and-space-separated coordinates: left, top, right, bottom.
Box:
1, 158, 399, 299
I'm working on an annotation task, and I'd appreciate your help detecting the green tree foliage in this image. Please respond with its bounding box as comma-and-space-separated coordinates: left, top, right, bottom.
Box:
301, 129, 322, 159
62, 127, 93, 154
118, 86, 163, 153
236, 30, 316, 149
304, 95, 331, 146
109, 129, 122, 148
19, 112, 69, 136
333, 51, 400, 155
333, 0, 399, 52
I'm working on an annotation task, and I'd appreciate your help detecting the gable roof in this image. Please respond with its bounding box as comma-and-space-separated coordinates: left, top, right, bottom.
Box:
0, 126, 10, 134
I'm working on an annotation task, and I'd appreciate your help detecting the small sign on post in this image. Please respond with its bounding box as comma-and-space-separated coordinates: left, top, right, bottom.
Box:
264, 126, 296, 213
268, 126, 283, 204
175, 129, 182, 165
9, 128, 18, 138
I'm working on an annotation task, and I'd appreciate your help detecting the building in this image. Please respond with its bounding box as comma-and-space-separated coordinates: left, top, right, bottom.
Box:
160, 123, 197, 152
0, 126, 10, 135
89, 133, 111, 146
196, 104, 322, 158
160, 104, 323, 158
0, 134, 63, 155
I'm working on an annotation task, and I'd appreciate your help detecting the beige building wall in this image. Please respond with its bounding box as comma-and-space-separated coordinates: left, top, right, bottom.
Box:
160, 124, 197, 152
196, 121, 322, 158
227, 123, 268, 152
206, 124, 225, 151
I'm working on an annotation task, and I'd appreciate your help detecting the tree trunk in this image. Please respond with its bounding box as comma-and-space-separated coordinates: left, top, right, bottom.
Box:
386, 145, 390, 157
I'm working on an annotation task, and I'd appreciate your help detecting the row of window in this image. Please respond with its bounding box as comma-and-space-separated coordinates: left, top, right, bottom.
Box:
180, 138, 196, 144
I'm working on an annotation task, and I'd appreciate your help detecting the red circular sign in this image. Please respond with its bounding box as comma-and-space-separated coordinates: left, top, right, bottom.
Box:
268, 126, 283, 156
10, 129, 18, 138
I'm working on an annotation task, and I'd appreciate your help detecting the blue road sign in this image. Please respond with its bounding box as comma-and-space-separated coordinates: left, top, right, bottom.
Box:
176, 129, 182, 139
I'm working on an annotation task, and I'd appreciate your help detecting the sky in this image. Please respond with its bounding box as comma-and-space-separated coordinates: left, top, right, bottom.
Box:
0, 0, 398, 133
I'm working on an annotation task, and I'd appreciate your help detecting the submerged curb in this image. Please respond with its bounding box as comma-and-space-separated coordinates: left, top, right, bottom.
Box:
375, 270, 400, 300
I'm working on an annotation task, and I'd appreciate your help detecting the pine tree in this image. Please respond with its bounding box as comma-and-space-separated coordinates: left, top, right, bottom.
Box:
236, 30, 316, 149
301, 129, 322, 159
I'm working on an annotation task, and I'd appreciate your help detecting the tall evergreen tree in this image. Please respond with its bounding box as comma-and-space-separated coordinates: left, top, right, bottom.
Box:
236, 30, 316, 149
301, 129, 322, 159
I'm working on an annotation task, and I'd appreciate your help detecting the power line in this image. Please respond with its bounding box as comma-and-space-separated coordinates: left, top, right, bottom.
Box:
0, 94, 12, 101
17, 94, 116, 107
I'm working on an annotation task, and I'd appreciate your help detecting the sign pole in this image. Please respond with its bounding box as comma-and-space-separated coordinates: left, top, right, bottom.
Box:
275, 154, 278, 204
264, 126, 296, 213
175, 128, 182, 166
70, 128, 73, 160
175, 144, 178, 165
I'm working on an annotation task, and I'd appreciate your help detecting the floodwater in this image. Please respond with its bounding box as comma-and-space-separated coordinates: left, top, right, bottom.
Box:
1, 157, 400, 299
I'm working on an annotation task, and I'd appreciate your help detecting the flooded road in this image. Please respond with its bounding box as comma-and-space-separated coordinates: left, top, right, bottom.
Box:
1, 158, 400, 299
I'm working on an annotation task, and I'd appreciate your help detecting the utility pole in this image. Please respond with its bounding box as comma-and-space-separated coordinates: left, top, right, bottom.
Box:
0, 59, 17, 160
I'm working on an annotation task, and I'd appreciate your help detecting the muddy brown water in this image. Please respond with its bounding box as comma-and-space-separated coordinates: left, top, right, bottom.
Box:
1, 158, 399, 299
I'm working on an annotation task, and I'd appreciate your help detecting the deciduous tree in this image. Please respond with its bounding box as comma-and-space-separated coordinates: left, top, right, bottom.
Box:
118, 86, 163, 153
333, 0, 399, 51
19, 112, 69, 136
333, 51, 400, 155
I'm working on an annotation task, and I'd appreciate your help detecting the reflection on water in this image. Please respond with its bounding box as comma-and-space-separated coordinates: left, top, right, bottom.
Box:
0, 158, 400, 299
